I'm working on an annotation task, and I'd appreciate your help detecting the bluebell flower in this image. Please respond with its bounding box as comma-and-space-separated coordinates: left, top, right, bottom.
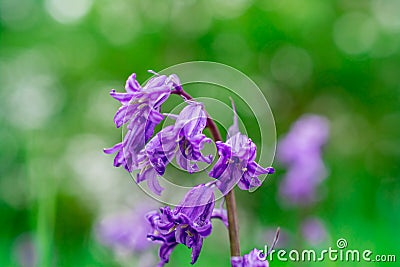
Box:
209, 100, 274, 194
146, 183, 216, 266
174, 102, 213, 173
133, 125, 177, 195
104, 73, 176, 172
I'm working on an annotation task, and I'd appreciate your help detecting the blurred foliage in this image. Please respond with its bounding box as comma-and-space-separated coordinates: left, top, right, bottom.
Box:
1, 0, 399, 266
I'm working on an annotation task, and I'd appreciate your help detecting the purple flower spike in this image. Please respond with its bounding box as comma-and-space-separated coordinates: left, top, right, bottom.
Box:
277, 114, 329, 206
174, 102, 213, 173
104, 73, 178, 172
231, 249, 269, 267
278, 114, 329, 165
146, 183, 216, 266
209, 100, 274, 194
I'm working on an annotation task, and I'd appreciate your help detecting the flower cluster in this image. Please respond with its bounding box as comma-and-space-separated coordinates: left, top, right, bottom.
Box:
104, 72, 274, 266
105, 74, 212, 195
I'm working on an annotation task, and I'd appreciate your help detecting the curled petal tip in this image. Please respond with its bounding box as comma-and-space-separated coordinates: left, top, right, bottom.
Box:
266, 167, 275, 174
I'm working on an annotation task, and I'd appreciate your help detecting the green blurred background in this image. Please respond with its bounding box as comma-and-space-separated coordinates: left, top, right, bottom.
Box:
1, 0, 399, 266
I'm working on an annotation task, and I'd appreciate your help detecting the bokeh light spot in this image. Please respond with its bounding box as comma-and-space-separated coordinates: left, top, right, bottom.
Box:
212, 33, 252, 67
96, 0, 141, 46
271, 45, 313, 87
170, 1, 212, 37
0, 0, 37, 30
45, 0, 93, 24
333, 12, 378, 55
372, 0, 400, 32
208, 0, 253, 19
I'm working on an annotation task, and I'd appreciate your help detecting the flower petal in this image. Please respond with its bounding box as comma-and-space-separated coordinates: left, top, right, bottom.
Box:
110, 89, 134, 105
125, 73, 141, 93
103, 142, 122, 154
211, 208, 228, 227
158, 242, 178, 266
227, 98, 239, 138
191, 237, 203, 264
146, 170, 164, 196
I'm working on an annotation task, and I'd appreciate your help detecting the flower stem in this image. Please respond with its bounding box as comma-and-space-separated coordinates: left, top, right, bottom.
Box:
172, 89, 241, 257
224, 189, 241, 256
